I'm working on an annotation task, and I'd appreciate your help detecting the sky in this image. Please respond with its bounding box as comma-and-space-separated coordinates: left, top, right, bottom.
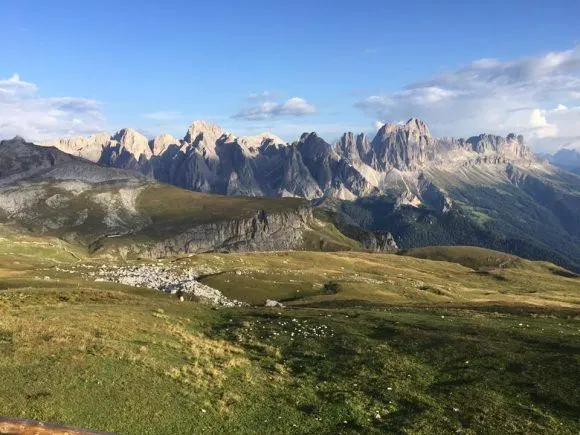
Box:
1, 0, 579, 151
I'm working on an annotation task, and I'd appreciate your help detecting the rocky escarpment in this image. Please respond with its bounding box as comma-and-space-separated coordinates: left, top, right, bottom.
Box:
98, 206, 315, 258
0, 137, 81, 185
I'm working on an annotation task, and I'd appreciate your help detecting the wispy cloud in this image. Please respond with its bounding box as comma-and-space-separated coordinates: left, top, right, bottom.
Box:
363, 47, 381, 55
233, 97, 316, 121
0, 73, 104, 141
247, 90, 274, 101
355, 46, 580, 150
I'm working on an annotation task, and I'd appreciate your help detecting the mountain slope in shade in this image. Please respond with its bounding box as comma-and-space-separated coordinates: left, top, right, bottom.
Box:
543, 148, 580, 174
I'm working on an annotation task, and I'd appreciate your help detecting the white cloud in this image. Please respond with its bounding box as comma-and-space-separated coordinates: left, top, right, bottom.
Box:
554, 104, 568, 111
529, 108, 558, 138
0, 73, 104, 141
355, 46, 580, 150
248, 90, 273, 100
373, 120, 385, 131
233, 97, 316, 121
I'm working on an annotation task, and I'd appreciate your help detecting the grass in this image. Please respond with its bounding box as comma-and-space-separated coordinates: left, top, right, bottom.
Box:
0, 232, 578, 433
186, 250, 580, 308
137, 184, 308, 235
399, 246, 522, 270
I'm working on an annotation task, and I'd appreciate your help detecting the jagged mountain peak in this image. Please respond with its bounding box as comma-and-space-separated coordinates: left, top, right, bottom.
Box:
183, 121, 225, 160
112, 128, 152, 159
40, 131, 111, 162
10, 135, 27, 143
466, 132, 533, 161
371, 118, 434, 170
113, 127, 146, 141
233, 132, 287, 154
335, 132, 371, 161
405, 117, 432, 135
299, 132, 321, 142
376, 117, 433, 140
253, 132, 287, 146
298, 132, 336, 158
184, 120, 224, 144
150, 133, 179, 155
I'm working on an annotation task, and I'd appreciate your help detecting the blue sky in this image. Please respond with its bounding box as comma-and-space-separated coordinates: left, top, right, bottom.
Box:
1, 0, 579, 150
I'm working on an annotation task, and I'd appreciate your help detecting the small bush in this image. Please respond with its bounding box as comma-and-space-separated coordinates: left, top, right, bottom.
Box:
322, 281, 341, 295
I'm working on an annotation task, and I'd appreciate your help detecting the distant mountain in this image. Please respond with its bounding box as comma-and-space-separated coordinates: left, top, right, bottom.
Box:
28, 118, 580, 271
543, 148, 580, 174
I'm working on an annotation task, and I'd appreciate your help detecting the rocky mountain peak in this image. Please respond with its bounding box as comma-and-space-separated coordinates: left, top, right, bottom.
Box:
112, 128, 152, 159
466, 133, 533, 161
256, 132, 286, 146
298, 132, 336, 160
11, 135, 26, 143
371, 118, 434, 170
183, 121, 224, 160
184, 121, 223, 145
40, 132, 111, 162
405, 117, 432, 138
336, 132, 371, 161
234, 132, 287, 154
150, 133, 179, 155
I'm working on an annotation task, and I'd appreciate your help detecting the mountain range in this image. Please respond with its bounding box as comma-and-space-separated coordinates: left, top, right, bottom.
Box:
541, 148, 580, 174
1, 117, 577, 271
43, 118, 538, 202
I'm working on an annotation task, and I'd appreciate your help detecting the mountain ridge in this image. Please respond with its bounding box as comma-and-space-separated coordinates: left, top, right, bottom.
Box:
40, 118, 541, 201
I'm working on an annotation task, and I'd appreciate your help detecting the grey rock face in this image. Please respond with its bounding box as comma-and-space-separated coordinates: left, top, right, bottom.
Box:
369, 118, 435, 170
99, 128, 153, 177
335, 132, 371, 162
115, 207, 314, 258
0, 137, 79, 183
37, 118, 537, 204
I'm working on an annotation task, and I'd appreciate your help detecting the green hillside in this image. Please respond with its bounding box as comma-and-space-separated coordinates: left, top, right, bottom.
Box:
0, 231, 578, 433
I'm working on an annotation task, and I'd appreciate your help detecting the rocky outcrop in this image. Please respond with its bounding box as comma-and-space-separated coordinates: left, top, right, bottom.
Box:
93, 264, 246, 306
368, 118, 435, 170
115, 206, 314, 258
42, 132, 110, 162
98, 128, 153, 176
149, 133, 179, 155
0, 136, 80, 184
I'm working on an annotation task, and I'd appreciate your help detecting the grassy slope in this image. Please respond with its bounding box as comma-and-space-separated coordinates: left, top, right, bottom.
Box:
399, 246, 523, 270
96, 184, 362, 254
0, 234, 578, 434
137, 185, 308, 235
191, 250, 580, 308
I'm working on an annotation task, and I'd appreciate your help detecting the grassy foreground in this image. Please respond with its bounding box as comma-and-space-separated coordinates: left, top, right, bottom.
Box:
0, 231, 579, 434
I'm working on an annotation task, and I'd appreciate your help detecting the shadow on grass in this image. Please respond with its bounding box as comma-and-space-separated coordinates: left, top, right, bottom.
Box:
549, 268, 579, 278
